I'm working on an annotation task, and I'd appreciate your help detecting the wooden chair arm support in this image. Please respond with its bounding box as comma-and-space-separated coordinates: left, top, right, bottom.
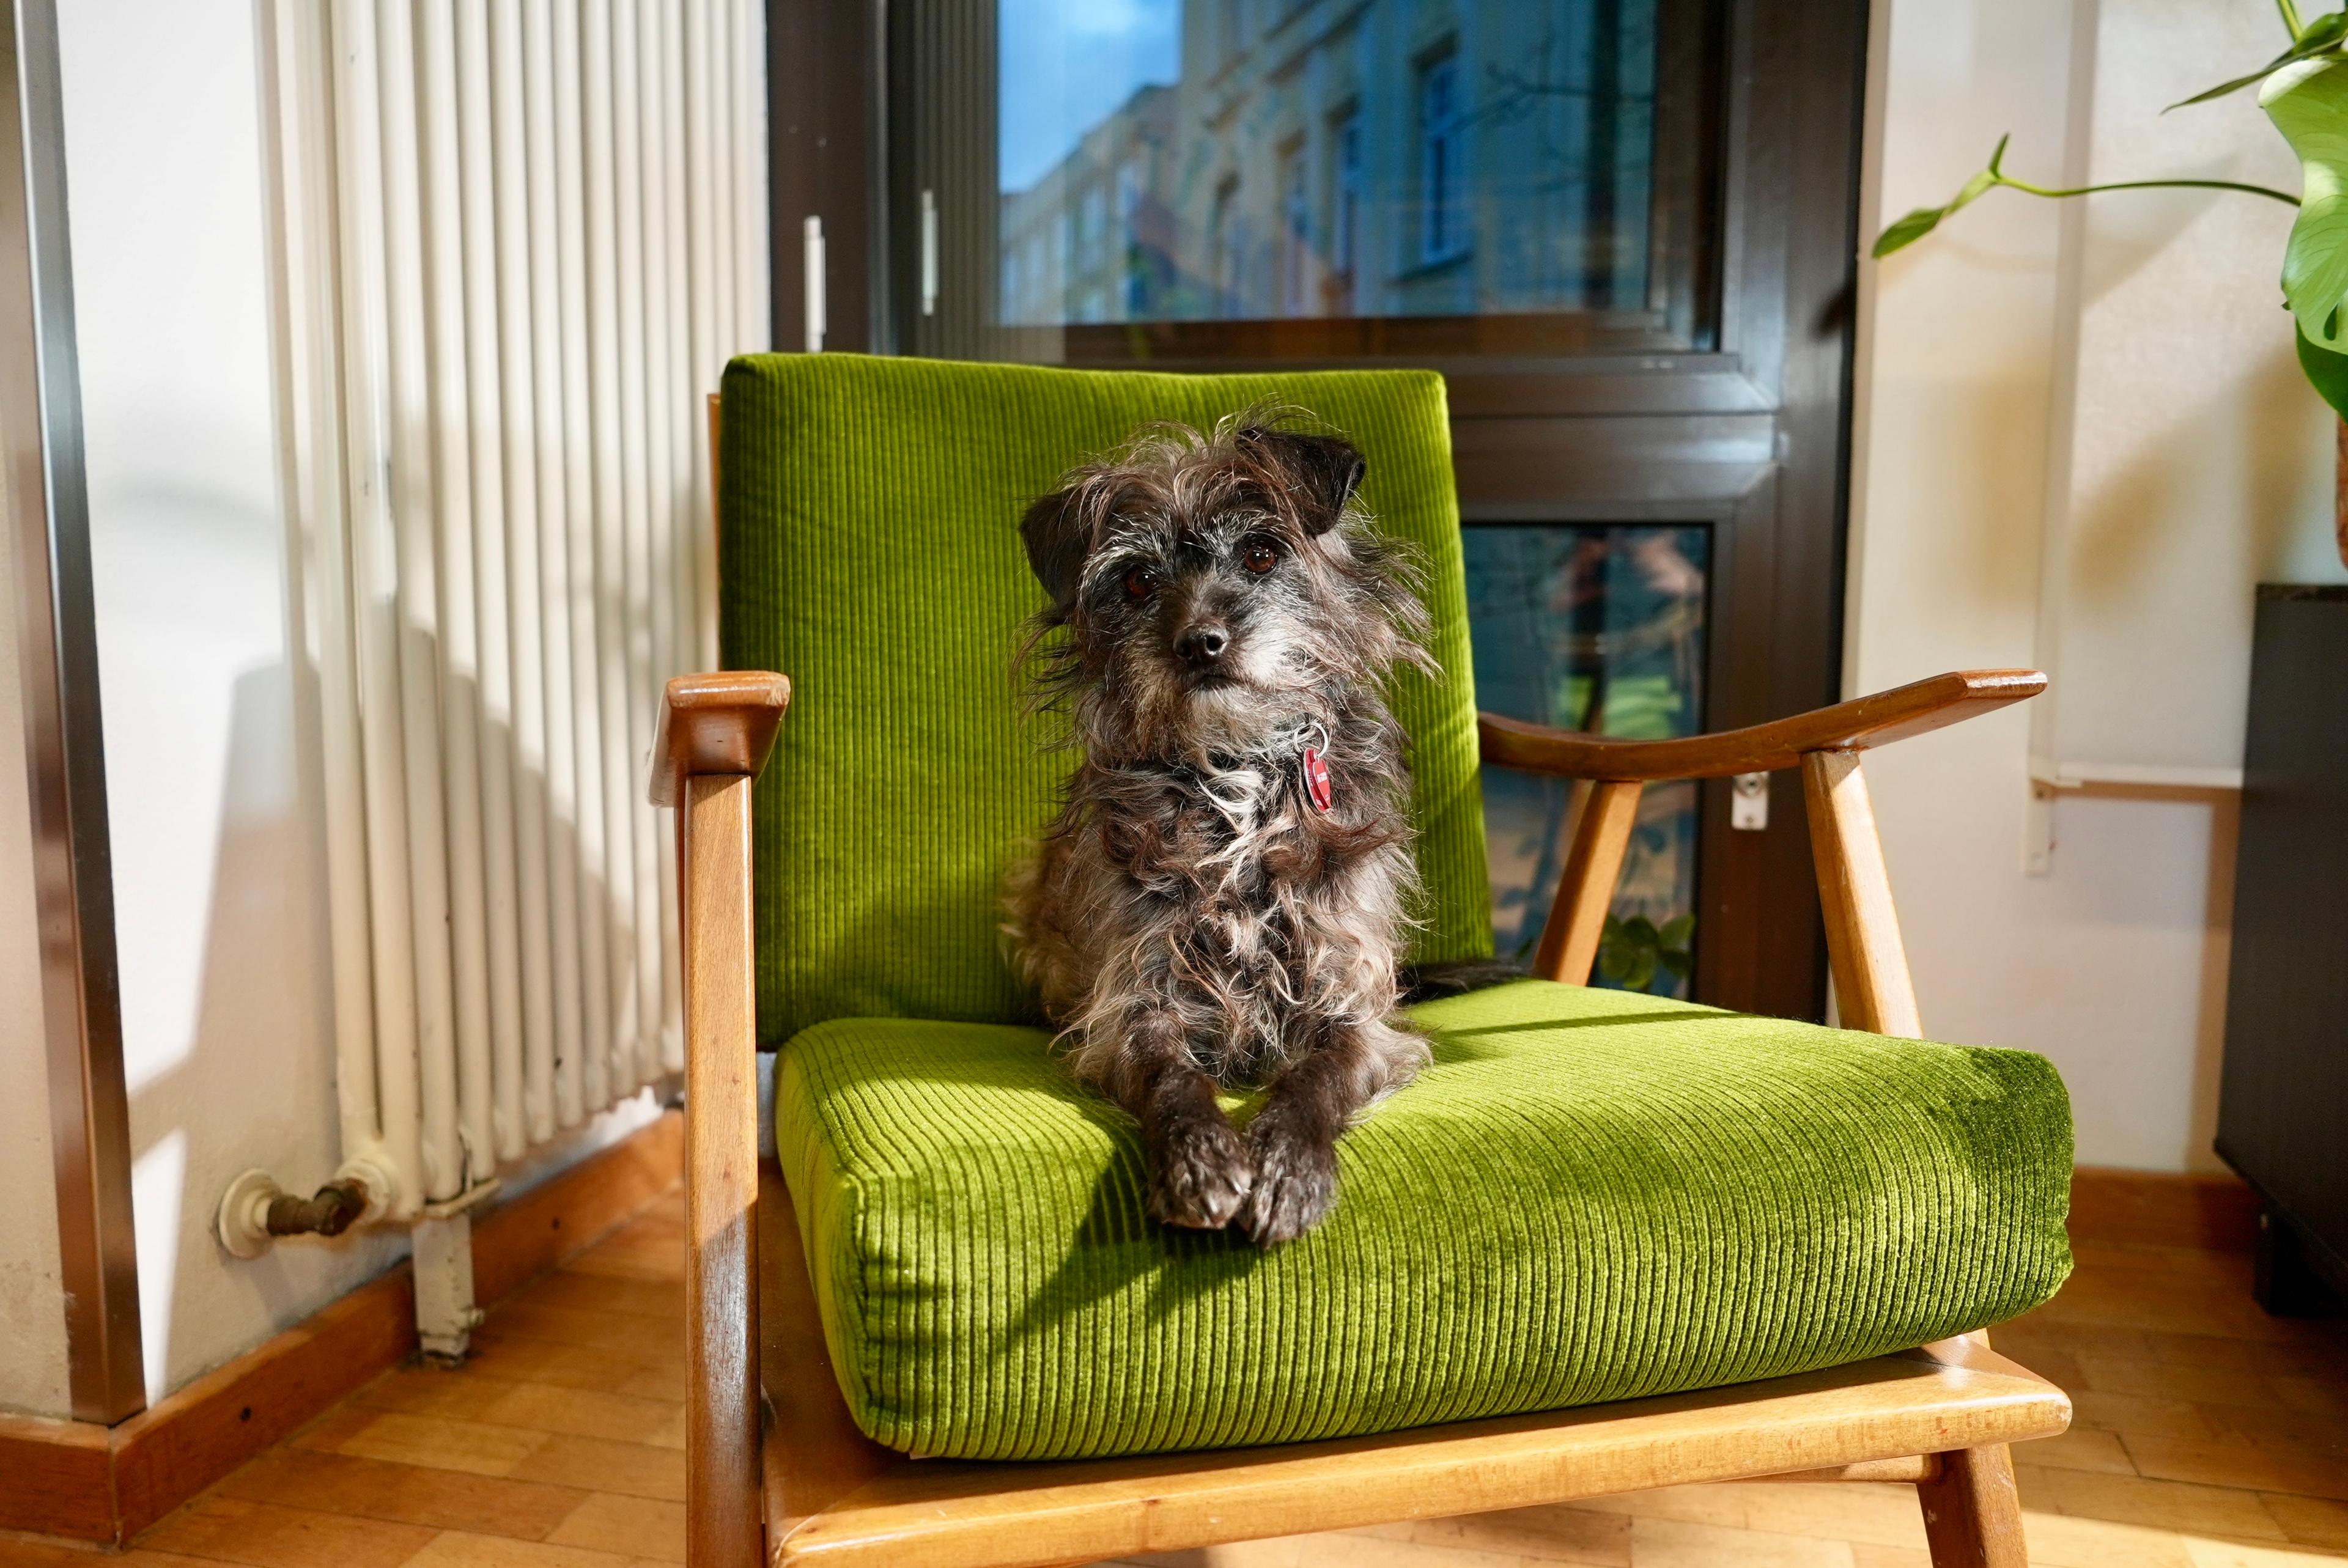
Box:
1476, 669, 2045, 782
649, 670, 792, 806
1508, 670, 2045, 1023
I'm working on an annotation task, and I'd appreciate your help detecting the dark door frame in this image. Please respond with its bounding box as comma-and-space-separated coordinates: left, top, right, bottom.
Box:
773, 0, 1872, 1021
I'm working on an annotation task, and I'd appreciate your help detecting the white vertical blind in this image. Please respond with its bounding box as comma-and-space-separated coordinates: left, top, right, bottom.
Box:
263, 0, 769, 1217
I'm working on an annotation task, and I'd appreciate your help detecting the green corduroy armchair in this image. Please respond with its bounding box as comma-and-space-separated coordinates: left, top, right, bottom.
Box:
649, 355, 2075, 1568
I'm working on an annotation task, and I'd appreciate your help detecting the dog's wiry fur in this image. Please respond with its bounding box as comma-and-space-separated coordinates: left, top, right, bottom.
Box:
1005, 412, 1435, 1245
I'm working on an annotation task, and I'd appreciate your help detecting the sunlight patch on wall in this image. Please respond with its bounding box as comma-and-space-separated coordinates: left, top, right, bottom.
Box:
131, 1129, 186, 1406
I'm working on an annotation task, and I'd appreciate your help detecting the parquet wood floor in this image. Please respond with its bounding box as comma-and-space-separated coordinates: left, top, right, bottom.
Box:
4, 1188, 2341, 1567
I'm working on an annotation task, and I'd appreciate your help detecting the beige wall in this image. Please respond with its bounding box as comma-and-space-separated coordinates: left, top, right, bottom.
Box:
1855, 0, 2348, 1172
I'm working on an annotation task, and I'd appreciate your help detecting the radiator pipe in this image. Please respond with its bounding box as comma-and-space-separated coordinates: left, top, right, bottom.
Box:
216, 1159, 396, 1259
265, 1177, 371, 1239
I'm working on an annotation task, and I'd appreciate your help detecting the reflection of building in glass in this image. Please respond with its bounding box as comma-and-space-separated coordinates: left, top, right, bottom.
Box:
998, 0, 1657, 326
1464, 526, 1705, 993
1000, 85, 1176, 325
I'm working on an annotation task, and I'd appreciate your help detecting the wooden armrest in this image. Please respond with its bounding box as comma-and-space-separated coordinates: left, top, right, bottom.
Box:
1505, 669, 2042, 1017
648, 670, 792, 807
1477, 669, 2046, 782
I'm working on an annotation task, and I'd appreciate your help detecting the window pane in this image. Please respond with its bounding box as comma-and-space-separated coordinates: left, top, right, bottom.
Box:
1464, 526, 1707, 997
995, 0, 1660, 329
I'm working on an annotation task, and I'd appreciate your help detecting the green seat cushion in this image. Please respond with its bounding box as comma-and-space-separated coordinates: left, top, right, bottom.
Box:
775, 979, 2074, 1462
717, 353, 1489, 1045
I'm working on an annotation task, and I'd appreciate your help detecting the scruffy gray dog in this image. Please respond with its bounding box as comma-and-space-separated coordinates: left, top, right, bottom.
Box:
1006, 414, 1435, 1246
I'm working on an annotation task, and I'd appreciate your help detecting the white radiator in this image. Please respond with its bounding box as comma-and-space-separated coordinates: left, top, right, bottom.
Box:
254, 0, 768, 1246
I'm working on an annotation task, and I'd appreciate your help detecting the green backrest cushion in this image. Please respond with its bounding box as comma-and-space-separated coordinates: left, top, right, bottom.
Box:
719, 354, 1491, 1045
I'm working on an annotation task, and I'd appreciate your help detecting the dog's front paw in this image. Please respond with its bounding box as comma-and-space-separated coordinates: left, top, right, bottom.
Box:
1147, 1116, 1253, 1229
1237, 1119, 1338, 1245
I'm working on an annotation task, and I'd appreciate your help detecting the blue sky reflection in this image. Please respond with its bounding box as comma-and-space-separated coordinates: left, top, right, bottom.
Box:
999, 0, 1181, 192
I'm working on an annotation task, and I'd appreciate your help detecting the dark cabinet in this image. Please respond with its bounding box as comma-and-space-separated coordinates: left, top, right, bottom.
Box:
2220, 584, 2348, 1312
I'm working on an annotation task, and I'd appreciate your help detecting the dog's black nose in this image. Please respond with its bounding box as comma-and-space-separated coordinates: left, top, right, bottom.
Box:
1175, 625, 1230, 666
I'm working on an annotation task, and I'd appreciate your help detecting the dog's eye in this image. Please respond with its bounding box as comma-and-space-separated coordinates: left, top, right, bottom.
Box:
1241, 539, 1279, 574
1123, 566, 1158, 602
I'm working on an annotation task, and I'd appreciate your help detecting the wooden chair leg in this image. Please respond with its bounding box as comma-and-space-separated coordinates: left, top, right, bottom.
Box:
1915, 1442, 2028, 1568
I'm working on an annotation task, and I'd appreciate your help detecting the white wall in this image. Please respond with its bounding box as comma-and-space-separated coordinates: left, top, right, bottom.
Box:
52, 0, 410, 1411
2043, 0, 2346, 777
0, 0, 657, 1420
1856, 0, 2348, 1172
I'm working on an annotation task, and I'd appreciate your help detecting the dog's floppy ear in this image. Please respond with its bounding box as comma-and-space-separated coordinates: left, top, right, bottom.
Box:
1019, 485, 1090, 614
1237, 427, 1367, 534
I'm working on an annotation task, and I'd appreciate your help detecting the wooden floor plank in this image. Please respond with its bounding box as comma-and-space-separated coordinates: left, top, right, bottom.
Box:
543, 1493, 688, 1564
319, 1412, 551, 1478
393, 1532, 663, 1568
2017, 1465, 2295, 1540
2016, 1427, 2137, 1474
504, 1435, 689, 1503
208, 1448, 588, 1540
470, 1382, 687, 1448
459, 1333, 682, 1391
2261, 1494, 2348, 1550
1398, 1504, 1631, 1564
2121, 1432, 2348, 1503
133, 1495, 437, 1568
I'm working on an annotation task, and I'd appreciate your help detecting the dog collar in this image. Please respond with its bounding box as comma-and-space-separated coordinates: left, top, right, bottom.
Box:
1279, 720, 1334, 814
1107, 721, 1334, 811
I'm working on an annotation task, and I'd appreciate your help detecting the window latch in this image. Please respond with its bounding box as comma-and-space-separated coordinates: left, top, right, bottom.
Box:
1730, 771, 1769, 831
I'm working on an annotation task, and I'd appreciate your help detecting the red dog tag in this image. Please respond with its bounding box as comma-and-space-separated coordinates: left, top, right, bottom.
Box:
1302, 746, 1333, 812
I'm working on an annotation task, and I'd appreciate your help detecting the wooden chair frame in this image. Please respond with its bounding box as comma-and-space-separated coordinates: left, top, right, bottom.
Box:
673, 380, 2058, 1568
651, 657, 2065, 1568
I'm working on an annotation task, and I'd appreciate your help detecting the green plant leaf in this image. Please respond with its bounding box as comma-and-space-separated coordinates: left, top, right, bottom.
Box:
1873, 136, 2009, 258
2176, 62, 2300, 111
1872, 205, 1945, 259
1597, 944, 1632, 984
1951, 166, 1999, 212
2297, 321, 2348, 416
1658, 951, 1693, 981
1659, 913, 1696, 948
2289, 12, 2340, 54
2265, 57, 2348, 350
1620, 951, 1657, 992
1623, 914, 1659, 945
2170, 13, 2348, 111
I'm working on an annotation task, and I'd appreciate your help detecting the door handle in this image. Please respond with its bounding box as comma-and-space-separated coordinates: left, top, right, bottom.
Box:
803, 214, 826, 353
920, 189, 939, 317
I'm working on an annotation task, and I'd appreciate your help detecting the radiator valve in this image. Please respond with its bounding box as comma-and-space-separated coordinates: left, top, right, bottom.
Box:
218, 1169, 377, 1259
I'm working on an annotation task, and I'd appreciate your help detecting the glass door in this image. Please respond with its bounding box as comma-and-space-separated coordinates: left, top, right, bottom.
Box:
862, 0, 1868, 1019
